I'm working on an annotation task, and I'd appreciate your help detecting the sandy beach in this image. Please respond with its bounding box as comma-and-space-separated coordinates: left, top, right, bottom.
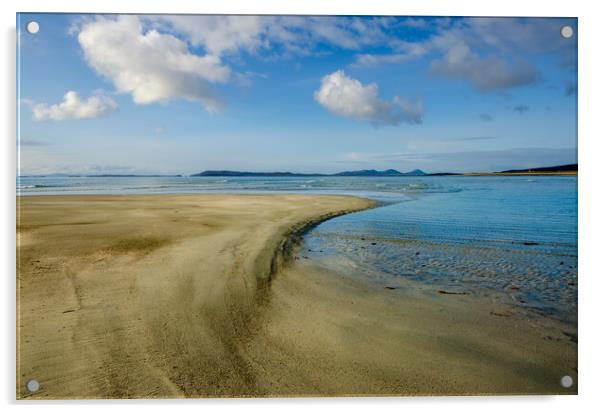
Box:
17, 194, 576, 398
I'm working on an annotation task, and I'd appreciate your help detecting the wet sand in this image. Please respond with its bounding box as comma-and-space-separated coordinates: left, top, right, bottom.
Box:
17, 194, 576, 398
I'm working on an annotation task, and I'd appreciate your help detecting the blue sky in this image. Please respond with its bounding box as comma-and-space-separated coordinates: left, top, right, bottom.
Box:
18, 14, 577, 174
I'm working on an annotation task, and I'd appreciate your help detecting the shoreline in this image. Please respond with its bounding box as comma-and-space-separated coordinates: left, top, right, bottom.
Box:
17, 194, 576, 398
265, 200, 379, 287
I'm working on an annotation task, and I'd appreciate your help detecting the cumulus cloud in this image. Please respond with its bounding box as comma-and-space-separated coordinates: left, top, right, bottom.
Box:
69, 15, 400, 114
430, 43, 538, 91
154, 15, 266, 56
69, 16, 573, 112
31, 91, 117, 121
314, 70, 422, 126
77, 16, 230, 113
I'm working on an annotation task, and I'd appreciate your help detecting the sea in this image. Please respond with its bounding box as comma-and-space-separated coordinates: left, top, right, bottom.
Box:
18, 175, 577, 323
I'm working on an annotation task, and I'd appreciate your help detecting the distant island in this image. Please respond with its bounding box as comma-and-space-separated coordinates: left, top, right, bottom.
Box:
500, 164, 577, 174
191, 164, 577, 177
335, 169, 426, 177
192, 169, 427, 177
463, 164, 577, 176
21, 164, 577, 178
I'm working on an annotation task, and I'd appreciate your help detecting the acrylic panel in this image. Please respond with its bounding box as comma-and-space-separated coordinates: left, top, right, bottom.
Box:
16, 13, 578, 399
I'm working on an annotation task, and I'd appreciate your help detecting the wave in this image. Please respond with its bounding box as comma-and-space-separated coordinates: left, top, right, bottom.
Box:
19, 184, 60, 189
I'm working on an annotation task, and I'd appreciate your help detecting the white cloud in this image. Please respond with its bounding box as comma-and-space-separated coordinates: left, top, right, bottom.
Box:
467, 18, 576, 56
399, 18, 429, 29
152, 15, 265, 56
70, 15, 396, 115
32, 91, 117, 121
70, 16, 571, 112
429, 42, 538, 91
77, 16, 230, 113
314, 70, 422, 126
350, 17, 575, 92
353, 53, 418, 67
352, 41, 429, 67
150, 15, 391, 58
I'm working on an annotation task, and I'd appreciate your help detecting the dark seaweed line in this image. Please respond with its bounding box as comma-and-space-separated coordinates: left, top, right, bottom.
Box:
263, 199, 379, 290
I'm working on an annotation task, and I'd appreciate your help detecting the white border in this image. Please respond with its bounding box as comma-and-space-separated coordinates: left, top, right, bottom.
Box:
2, 1, 600, 412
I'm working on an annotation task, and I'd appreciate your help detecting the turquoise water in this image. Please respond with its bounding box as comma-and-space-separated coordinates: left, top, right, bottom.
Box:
303, 176, 577, 323
18, 175, 577, 322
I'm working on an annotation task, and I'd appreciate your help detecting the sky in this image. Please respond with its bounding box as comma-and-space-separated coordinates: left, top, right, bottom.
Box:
17, 14, 577, 175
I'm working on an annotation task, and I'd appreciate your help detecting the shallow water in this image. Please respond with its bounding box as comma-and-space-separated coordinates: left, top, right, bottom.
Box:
302, 176, 577, 323
18, 175, 577, 322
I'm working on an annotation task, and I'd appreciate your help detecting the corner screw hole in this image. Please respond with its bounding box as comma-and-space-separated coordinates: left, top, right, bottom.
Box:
560, 25, 573, 39
560, 375, 573, 388
26, 21, 39, 34
26, 379, 40, 393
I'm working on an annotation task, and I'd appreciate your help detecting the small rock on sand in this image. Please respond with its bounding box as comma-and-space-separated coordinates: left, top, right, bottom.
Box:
437, 290, 469, 295
563, 331, 578, 343
490, 311, 512, 317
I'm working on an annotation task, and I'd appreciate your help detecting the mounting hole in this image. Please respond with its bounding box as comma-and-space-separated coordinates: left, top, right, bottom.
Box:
26, 21, 39, 34
26, 379, 40, 393
560, 375, 573, 388
560, 25, 573, 39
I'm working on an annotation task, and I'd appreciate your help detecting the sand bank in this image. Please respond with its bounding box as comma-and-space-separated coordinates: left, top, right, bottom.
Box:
17, 194, 576, 398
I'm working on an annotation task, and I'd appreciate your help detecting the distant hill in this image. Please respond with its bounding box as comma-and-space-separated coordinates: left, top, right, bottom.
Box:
427, 164, 578, 176
192, 169, 427, 177
499, 164, 577, 174
334, 169, 426, 177
192, 170, 324, 177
